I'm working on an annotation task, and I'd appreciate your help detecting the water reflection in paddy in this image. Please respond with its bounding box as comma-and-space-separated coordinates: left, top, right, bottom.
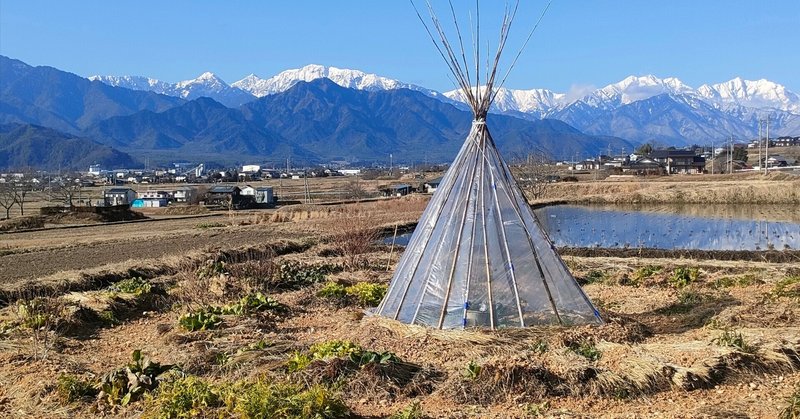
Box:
534, 204, 800, 251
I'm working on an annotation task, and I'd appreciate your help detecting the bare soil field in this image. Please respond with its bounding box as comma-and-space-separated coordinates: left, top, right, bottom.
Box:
0, 183, 798, 418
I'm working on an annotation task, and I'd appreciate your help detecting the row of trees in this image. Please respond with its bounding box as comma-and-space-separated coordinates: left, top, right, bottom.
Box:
0, 183, 28, 220
0, 183, 85, 220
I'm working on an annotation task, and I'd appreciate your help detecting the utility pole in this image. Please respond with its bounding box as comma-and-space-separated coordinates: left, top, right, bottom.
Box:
711, 141, 714, 175
758, 119, 762, 171
764, 116, 770, 175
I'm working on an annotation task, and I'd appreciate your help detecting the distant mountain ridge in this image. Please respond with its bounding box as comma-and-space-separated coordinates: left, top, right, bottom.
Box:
0, 123, 137, 170
85, 78, 634, 164
0, 55, 183, 134
88, 62, 799, 145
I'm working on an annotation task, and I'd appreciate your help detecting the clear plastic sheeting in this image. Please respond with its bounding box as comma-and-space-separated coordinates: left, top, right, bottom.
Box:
376, 122, 603, 329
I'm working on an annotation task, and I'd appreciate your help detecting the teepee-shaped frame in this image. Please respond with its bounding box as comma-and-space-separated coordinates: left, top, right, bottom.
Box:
376, 1, 602, 329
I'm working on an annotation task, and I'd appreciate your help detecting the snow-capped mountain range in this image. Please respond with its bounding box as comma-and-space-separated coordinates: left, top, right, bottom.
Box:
90, 66, 800, 145
89, 72, 255, 108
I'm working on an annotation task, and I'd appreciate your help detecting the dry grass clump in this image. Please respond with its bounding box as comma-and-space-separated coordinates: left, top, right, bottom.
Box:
0, 216, 45, 232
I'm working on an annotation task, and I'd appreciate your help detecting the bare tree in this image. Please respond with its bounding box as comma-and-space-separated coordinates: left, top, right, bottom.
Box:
343, 177, 367, 201
49, 183, 83, 207
13, 184, 28, 216
0, 184, 16, 219
510, 151, 558, 201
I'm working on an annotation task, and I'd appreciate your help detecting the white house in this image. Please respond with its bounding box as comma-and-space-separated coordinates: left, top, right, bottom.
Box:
104, 188, 137, 206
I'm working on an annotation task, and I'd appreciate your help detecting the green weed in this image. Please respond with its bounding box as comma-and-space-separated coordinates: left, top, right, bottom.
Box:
463, 360, 481, 380
779, 386, 800, 419
146, 376, 220, 418
56, 373, 98, 404
669, 267, 700, 288
344, 282, 387, 306
525, 401, 550, 417
773, 276, 800, 299
633, 265, 662, 283
713, 329, 755, 354
317, 281, 387, 307
713, 274, 762, 289
568, 341, 601, 361
228, 380, 348, 419
391, 401, 426, 419
99, 350, 179, 406
109, 276, 152, 295
178, 310, 222, 332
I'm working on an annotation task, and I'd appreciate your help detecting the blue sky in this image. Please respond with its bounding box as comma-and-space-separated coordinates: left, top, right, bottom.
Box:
2, 0, 799, 93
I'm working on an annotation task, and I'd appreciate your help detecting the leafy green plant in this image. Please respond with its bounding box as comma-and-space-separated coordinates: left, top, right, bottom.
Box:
317, 282, 348, 300
17, 298, 59, 330
569, 341, 602, 361
317, 281, 387, 307
228, 380, 348, 419
56, 373, 98, 404
99, 350, 179, 406
633, 265, 662, 283
713, 329, 755, 354
391, 400, 425, 419
286, 352, 313, 373
217, 292, 286, 316
779, 386, 800, 419
178, 310, 222, 332
669, 267, 700, 288
273, 261, 338, 290
108, 277, 152, 295
345, 282, 387, 306
147, 376, 220, 418
287, 340, 401, 373
463, 360, 481, 380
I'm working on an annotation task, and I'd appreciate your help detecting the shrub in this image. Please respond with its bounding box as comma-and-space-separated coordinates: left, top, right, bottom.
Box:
109, 277, 152, 295
147, 376, 220, 418
669, 267, 700, 288
178, 310, 222, 332
56, 373, 98, 404
99, 350, 179, 406
568, 341, 601, 361
713, 329, 755, 354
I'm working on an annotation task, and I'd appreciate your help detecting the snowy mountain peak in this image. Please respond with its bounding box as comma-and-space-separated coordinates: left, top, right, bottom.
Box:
231, 64, 431, 98
698, 78, 800, 113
